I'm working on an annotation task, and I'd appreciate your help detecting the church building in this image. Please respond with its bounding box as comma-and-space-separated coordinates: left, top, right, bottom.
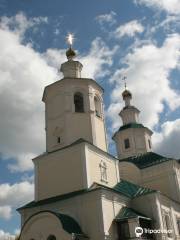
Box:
18, 37, 180, 240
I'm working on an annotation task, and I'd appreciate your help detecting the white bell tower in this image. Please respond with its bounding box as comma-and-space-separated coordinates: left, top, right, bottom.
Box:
113, 88, 153, 159
42, 35, 107, 153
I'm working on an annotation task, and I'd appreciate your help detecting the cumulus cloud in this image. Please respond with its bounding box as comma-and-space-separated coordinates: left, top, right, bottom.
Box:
0, 230, 16, 240
107, 34, 180, 134
114, 20, 144, 39
0, 12, 48, 40
95, 11, 117, 27
134, 0, 180, 15
0, 206, 12, 220
0, 15, 57, 172
153, 119, 180, 159
0, 181, 34, 220
79, 37, 118, 79
0, 13, 116, 172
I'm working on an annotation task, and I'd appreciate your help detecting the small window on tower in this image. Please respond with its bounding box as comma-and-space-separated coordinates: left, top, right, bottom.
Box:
74, 92, 84, 113
57, 137, 61, 144
177, 218, 180, 235
94, 96, 101, 118
124, 138, 130, 149
148, 139, 151, 149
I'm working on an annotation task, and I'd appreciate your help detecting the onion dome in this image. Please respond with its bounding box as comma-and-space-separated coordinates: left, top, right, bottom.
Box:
122, 89, 132, 100
66, 47, 76, 61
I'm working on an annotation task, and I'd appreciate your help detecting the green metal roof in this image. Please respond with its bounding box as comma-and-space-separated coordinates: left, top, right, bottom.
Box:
57, 212, 83, 234
120, 152, 172, 169
18, 180, 155, 212
113, 179, 156, 198
115, 207, 151, 221
17, 189, 87, 211
118, 123, 146, 132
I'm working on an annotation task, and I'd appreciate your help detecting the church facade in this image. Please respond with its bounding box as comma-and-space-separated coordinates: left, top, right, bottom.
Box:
18, 43, 180, 240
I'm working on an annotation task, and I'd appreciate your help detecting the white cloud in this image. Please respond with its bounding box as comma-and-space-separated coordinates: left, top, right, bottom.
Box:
153, 119, 180, 159
0, 13, 116, 172
0, 206, 12, 220
0, 230, 16, 240
114, 20, 144, 39
0, 181, 34, 206
149, 15, 180, 35
79, 37, 118, 79
95, 11, 117, 27
0, 16, 57, 172
0, 181, 34, 221
0, 12, 48, 38
107, 34, 180, 135
134, 0, 180, 15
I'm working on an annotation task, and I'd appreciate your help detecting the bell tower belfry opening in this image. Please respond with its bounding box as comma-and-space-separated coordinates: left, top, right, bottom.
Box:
42, 34, 107, 153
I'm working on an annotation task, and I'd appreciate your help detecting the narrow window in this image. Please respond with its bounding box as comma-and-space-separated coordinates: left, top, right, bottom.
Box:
124, 138, 130, 149
94, 96, 101, 117
99, 161, 108, 182
148, 139, 151, 149
57, 137, 61, 144
177, 218, 180, 235
74, 92, 84, 113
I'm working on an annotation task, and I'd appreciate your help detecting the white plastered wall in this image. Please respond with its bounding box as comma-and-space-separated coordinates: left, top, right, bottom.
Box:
43, 78, 107, 153
141, 160, 180, 202
85, 143, 120, 188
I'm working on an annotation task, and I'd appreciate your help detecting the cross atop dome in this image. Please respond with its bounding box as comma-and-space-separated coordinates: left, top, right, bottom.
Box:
121, 76, 132, 107
66, 33, 76, 61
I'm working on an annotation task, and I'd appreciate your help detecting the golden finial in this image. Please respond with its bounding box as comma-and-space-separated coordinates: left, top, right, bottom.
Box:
122, 76, 132, 100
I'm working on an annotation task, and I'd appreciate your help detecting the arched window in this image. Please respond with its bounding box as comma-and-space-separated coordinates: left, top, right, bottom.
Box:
47, 235, 56, 240
74, 92, 84, 113
94, 96, 101, 117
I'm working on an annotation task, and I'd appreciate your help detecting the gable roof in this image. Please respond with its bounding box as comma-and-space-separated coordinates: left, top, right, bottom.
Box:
119, 152, 172, 169
115, 207, 151, 221
113, 179, 156, 198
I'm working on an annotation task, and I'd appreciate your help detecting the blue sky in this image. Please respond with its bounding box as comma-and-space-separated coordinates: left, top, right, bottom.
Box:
0, 0, 180, 237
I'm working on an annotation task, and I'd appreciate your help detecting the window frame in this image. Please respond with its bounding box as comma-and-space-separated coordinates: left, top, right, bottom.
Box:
94, 95, 102, 118
74, 92, 84, 113
124, 138, 130, 149
177, 218, 180, 235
